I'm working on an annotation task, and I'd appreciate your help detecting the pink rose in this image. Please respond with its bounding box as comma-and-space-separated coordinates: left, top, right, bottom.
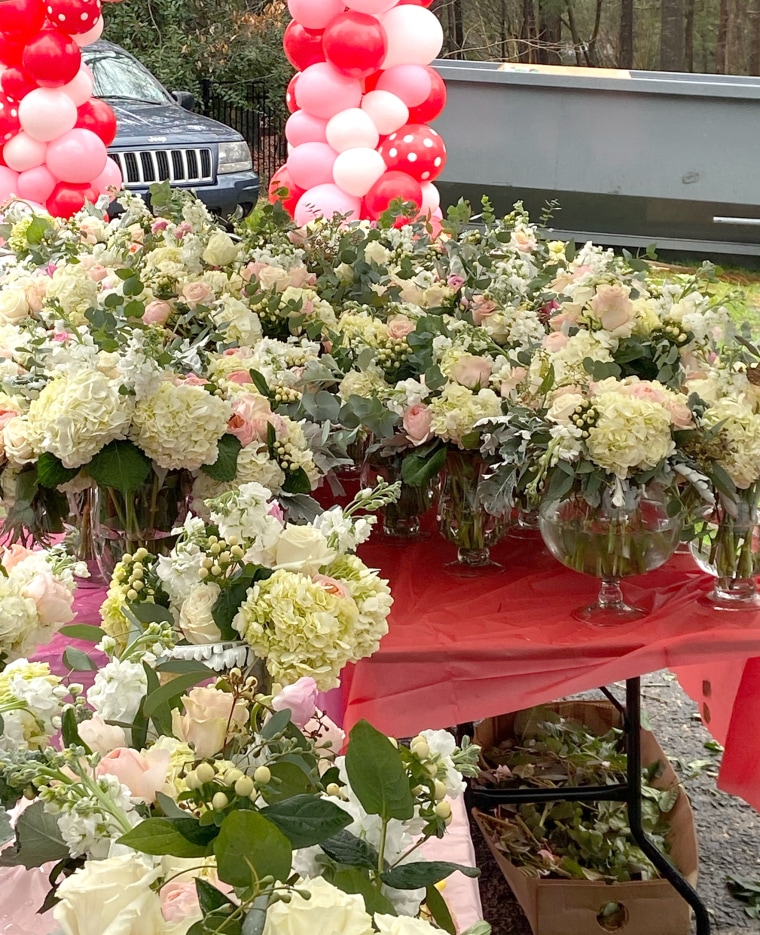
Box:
181, 374, 208, 386
449, 354, 493, 389
78, 717, 127, 756
161, 881, 201, 924
227, 394, 274, 447
181, 281, 214, 307
471, 295, 497, 326
227, 371, 253, 385
87, 265, 109, 283
271, 676, 319, 728
387, 316, 414, 339
96, 747, 170, 804
151, 219, 169, 234
287, 267, 310, 288
312, 574, 350, 600
21, 571, 74, 627
500, 366, 527, 396
142, 300, 172, 326
241, 261, 265, 283
1, 543, 34, 570
667, 400, 694, 429
403, 403, 433, 445
590, 284, 634, 332
512, 230, 537, 253
447, 275, 465, 290
549, 306, 582, 331
620, 380, 668, 405
543, 332, 569, 352
52, 331, 70, 343
171, 686, 249, 757
176, 222, 192, 239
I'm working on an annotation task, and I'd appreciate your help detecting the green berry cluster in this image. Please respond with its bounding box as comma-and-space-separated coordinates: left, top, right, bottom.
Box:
653, 319, 691, 348
115, 548, 157, 602
375, 336, 410, 378
197, 535, 245, 582
272, 385, 300, 405
570, 402, 599, 438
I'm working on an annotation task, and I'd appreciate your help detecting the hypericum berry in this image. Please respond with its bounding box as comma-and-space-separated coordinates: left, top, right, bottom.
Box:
434, 800, 452, 820
235, 776, 255, 798
254, 765, 272, 785
212, 792, 229, 810
195, 762, 215, 784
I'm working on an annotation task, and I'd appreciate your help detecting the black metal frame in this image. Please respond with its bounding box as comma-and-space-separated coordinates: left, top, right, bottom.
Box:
468, 677, 711, 934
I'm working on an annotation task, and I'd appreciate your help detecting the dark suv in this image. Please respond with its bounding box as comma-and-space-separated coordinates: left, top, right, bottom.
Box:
82, 41, 259, 214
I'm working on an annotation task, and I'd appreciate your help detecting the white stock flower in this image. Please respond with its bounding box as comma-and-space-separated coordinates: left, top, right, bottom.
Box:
419, 729, 466, 798
87, 658, 148, 725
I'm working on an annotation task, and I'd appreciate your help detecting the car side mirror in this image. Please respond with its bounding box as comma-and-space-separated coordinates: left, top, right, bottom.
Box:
172, 90, 195, 111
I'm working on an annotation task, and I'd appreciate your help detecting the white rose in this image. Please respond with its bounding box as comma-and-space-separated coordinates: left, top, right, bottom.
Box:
375, 916, 441, 935
3, 416, 35, 466
202, 232, 240, 267
0, 288, 30, 324
273, 524, 336, 575
547, 392, 585, 425
262, 878, 373, 935
54, 854, 166, 935
258, 266, 290, 291
178, 582, 223, 645
363, 241, 391, 266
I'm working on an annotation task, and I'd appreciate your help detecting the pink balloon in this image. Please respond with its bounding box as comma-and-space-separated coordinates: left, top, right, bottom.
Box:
288, 0, 345, 30
377, 65, 432, 107
3, 132, 47, 171
285, 110, 328, 147
361, 89, 409, 134
293, 183, 362, 226
380, 6, 444, 68
61, 66, 94, 107
0, 166, 20, 201
345, 0, 397, 12
19, 88, 77, 142
287, 141, 338, 190
295, 62, 362, 120
16, 164, 56, 203
46, 127, 107, 183
72, 17, 104, 46
419, 181, 440, 215
91, 156, 122, 196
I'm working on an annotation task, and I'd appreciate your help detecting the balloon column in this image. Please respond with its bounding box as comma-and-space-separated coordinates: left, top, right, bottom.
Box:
271, 0, 447, 227
0, 0, 123, 218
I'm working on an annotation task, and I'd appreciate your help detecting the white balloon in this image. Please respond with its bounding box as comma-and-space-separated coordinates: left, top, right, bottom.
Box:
72, 17, 104, 47
61, 67, 94, 108
380, 7, 444, 69
19, 89, 77, 143
361, 90, 409, 135
3, 133, 47, 172
420, 181, 441, 216
333, 147, 387, 197
326, 108, 379, 153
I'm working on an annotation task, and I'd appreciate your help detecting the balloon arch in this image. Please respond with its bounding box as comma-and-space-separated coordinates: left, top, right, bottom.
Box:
271, 0, 447, 227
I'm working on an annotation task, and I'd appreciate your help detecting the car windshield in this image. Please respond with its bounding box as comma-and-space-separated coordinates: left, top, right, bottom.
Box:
86, 51, 171, 105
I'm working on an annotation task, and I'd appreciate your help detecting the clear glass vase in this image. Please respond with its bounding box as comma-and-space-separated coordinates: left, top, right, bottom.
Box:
539, 489, 681, 625
92, 470, 191, 580
437, 449, 507, 575
690, 488, 760, 610
362, 453, 434, 540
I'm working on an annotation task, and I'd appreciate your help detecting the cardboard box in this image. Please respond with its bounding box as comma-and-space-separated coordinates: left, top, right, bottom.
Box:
472, 701, 699, 935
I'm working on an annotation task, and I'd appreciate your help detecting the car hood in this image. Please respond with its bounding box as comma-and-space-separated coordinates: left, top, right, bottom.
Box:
108, 100, 242, 148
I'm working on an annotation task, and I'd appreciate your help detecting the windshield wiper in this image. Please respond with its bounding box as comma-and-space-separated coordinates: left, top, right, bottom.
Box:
102, 95, 165, 105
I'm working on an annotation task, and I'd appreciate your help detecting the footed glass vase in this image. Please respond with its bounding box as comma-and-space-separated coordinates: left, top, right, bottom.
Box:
539, 489, 681, 625
690, 488, 760, 610
92, 469, 191, 580
437, 449, 507, 575
362, 453, 433, 540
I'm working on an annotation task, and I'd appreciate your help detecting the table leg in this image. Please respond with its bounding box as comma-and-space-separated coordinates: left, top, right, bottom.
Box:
625, 677, 711, 935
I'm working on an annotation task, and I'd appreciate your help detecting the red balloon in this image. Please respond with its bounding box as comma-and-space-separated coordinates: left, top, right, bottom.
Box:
46, 180, 94, 218
0, 33, 24, 67
0, 0, 46, 41
75, 98, 117, 145
268, 163, 304, 217
398, 0, 435, 5
0, 67, 37, 102
22, 29, 82, 88
407, 67, 447, 124
44, 0, 102, 35
364, 170, 423, 220
322, 12, 387, 79
286, 73, 300, 113
377, 123, 447, 183
0, 147, 7, 167
283, 20, 325, 72
363, 70, 383, 93
0, 93, 20, 143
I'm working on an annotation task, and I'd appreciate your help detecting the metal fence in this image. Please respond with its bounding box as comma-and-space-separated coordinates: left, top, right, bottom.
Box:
199, 78, 287, 189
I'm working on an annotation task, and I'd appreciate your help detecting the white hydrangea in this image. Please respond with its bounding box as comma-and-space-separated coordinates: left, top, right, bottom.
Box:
0, 659, 67, 751
45, 265, 99, 322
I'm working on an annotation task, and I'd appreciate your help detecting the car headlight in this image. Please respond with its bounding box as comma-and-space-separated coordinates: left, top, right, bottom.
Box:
218, 140, 253, 174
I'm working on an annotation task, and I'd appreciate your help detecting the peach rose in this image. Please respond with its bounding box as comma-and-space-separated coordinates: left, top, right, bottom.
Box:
78, 717, 127, 756
258, 266, 290, 291
387, 316, 414, 339
312, 574, 350, 600
227, 371, 253, 385
87, 265, 109, 283
549, 305, 582, 331
471, 296, 497, 326
619, 380, 668, 406
543, 332, 570, 352
142, 300, 172, 326
227, 394, 273, 447
1, 543, 35, 570
95, 747, 170, 804
449, 354, 493, 389
590, 284, 634, 332
161, 880, 202, 925
24, 279, 47, 313
499, 366, 527, 396
667, 400, 694, 429
181, 281, 215, 307
171, 686, 249, 758
22, 571, 74, 627
241, 261, 265, 282
403, 403, 433, 445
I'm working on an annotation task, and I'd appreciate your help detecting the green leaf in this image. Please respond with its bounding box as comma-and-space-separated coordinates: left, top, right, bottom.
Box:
400, 444, 446, 488
118, 818, 208, 857
282, 467, 312, 494
0, 809, 13, 848
36, 452, 79, 489
211, 563, 272, 641
262, 795, 351, 848
0, 802, 68, 869
58, 624, 104, 642
382, 860, 480, 890
61, 708, 90, 752
156, 792, 186, 819
345, 720, 414, 821
320, 829, 380, 871
62, 647, 97, 671
260, 761, 318, 804
142, 661, 172, 737
249, 369, 271, 398
130, 603, 174, 625
331, 867, 396, 915
86, 441, 152, 494
142, 670, 212, 718
201, 434, 243, 483
214, 811, 292, 887
426, 884, 456, 935
260, 707, 292, 741
196, 878, 237, 915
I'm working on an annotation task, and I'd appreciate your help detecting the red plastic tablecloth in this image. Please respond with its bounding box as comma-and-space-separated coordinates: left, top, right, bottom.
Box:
341, 530, 760, 810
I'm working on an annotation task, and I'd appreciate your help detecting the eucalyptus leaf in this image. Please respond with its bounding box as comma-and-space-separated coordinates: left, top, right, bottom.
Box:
0, 802, 68, 869
62, 647, 97, 672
